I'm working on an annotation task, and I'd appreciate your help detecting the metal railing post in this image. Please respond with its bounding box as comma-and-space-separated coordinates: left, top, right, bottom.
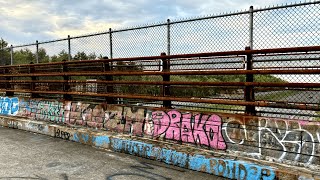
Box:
109, 28, 113, 59
62, 60, 72, 100
68, 35, 71, 61
29, 62, 39, 98
103, 56, 115, 104
245, 46, 255, 115
36, 40, 39, 64
10, 45, 13, 65
5, 66, 14, 97
161, 52, 171, 108
167, 19, 171, 55
249, 6, 254, 49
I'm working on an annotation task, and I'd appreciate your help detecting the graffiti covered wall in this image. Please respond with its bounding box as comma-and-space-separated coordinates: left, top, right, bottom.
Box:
0, 97, 19, 115
2, 96, 320, 172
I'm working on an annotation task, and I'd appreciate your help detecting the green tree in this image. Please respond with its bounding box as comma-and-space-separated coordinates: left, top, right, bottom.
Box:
88, 52, 97, 60
74, 51, 88, 60
13, 48, 35, 65
51, 50, 69, 62
38, 48, 50, 63
0, 38, 11, 65
73, 51, 98, 60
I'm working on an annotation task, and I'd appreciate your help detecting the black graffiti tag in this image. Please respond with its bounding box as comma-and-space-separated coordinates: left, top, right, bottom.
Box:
55, 129, 70, 140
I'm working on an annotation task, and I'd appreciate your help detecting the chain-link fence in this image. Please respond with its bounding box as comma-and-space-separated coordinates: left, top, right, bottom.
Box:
0, 1, 320, 120
1, 2, 319, 65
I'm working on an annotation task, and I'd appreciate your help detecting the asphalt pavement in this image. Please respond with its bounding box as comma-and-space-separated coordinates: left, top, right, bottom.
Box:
0, 126, 225, 180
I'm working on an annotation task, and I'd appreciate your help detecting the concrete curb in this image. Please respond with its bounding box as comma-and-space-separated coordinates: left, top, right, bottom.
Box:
0, 115, 319, 180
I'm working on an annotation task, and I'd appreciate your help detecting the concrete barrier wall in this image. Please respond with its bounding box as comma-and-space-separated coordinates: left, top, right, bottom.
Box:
0, 96, 319, 179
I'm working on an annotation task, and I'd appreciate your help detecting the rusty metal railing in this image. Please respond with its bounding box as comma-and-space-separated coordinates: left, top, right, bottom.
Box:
1, 46, 320, 119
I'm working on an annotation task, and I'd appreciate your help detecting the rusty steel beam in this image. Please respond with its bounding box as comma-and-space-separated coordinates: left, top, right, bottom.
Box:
3, 89, 320, 111
1, 69, 320, 77
1, 45, 320, 69
1, 80, 320, 88
256, 66, 320, 69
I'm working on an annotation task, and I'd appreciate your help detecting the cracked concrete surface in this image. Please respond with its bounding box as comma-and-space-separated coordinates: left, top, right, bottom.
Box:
0, 126, 225, 180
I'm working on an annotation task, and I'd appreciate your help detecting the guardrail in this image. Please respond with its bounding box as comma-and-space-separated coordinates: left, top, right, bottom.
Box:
1, 46, 320, 119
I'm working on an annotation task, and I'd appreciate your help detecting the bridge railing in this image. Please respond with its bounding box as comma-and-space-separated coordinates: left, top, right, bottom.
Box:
1, 46, 320, 120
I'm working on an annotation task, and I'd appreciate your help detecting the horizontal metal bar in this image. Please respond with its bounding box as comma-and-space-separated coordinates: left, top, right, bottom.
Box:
1, 69, 320, 77
253, 52, 320, 58
69, 31, 110, 40
255, 66, 320, 70
170, 10, 250, 25
13, 38, 69, 48
257, 110, 320, 118
2, 80, 318, 87
170, 60, 244, 66
170, 67, 243, 71
253, 1, 320, 12
3, 89, 320, 111
112, 23, 167, 33
253, 57, 320, 63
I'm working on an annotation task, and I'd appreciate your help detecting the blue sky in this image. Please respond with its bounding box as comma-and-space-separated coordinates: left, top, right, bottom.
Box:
0, 0, 299, 46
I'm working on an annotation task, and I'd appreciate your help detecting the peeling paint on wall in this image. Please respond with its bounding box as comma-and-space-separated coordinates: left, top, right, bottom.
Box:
25, 122, 48, 133
95, 136, 110, 147
19, 98, 65, 123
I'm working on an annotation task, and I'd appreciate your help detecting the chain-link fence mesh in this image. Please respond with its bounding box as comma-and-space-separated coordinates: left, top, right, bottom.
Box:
253, 3, 320, 49
12, 45, 37, 65
171, 13, 250, 54
38, 40, 69, 63
71, 33, 110, 60
6, 2, 320, 63
112, 25, 167, 58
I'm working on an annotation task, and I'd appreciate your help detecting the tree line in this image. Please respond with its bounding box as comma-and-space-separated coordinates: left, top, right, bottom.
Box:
0, 38, 100, 65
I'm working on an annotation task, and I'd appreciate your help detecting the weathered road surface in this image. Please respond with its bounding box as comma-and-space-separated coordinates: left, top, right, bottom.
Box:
0, 127, 225, 180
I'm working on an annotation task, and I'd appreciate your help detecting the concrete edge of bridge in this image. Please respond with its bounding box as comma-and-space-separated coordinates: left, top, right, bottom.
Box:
0, 115, 319, 180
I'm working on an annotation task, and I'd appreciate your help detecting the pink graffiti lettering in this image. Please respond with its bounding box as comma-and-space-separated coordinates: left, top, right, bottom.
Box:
152, 110, 226, 150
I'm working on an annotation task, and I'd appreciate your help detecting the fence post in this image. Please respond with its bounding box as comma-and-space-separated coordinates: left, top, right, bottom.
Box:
68, 35, 71, 61
244, 46, 255, 115
29, 62, 39, 98
167, 19, 171, 55
249, 6, 254, 49
103, 56, 115, 104
36, 40, 39, 64
10, 45, 13, 65
5, 65, 14, 97
62, 60, 72, 100
161, 52, 171, 108
109, 28, 113, 59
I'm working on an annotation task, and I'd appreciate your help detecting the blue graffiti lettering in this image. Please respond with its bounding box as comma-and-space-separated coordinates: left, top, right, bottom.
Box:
94, 136, 110, 147
73, 133, 79, 142
189, 155, 276, 180
110, 138, 275, 179
0, 97, 19, 115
